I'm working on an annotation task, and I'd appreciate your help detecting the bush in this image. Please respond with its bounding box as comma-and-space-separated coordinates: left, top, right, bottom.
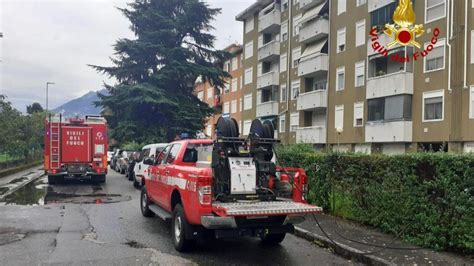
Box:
276, 147, 474, 254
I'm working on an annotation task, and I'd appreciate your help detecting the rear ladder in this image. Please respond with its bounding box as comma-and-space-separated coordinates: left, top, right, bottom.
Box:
49, 114, 62, 170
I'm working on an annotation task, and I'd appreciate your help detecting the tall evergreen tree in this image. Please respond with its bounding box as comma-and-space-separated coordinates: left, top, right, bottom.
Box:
91, 0, 229, 144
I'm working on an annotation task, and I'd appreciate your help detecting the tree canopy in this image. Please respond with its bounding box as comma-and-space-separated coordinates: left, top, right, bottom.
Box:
90, 0, 229, 145
26, 102, 44, 114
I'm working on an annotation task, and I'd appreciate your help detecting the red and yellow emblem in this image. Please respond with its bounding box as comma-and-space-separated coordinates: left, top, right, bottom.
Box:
384, 0, 424, 48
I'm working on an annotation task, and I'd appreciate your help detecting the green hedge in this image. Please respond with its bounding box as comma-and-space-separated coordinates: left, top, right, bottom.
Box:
276, 145, 474, 254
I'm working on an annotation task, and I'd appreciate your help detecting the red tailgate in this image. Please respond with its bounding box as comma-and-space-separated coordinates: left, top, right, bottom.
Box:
212, 201, 322, 217
61, 126, 92, 163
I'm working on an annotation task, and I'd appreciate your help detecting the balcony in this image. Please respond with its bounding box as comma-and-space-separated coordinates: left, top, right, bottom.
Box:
258, 41, 280, 62
296, 126, 326, 144
300, 0, 326, 10
368, 0, 395, 12
257, 71, 279, 89
298, 54, 328, 77
297, 90, 327, 111
256, 101, 279, 117
366, 72, 414, 99
299, 18, 329, 44
258, 9, 281, 33
365, 121, 413, 143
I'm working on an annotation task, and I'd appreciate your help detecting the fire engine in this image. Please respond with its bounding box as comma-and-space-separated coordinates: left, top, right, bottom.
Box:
141, 117, 321, 251
44, 115, 108, 184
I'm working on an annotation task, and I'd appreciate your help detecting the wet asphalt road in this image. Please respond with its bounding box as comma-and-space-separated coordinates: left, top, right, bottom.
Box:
0, 169, 357, 265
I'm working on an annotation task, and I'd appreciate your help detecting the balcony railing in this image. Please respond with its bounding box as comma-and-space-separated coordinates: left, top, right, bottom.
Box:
297, 90, 327, 111
368, 0, 396, 12
300, 0, 326, 10
366, 71, 413, 99
258, 9, 281, 33
365, 121, 413, 143
296, 126, 326, 144
258, 41, 280, 62
256, 101, 279, 117
299, 18, 329, 44
298, 54, 328, 77
257, 71, 279, 89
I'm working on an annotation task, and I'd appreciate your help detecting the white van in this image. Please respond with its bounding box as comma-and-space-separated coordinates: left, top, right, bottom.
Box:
132, 143, 167, 187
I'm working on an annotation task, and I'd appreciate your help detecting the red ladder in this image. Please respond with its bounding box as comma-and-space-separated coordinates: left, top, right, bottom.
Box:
49, 118, 61, 169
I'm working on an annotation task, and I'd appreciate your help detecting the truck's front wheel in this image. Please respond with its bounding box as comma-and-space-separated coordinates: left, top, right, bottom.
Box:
172, 204, 194, 252
140, 187, 154, 218
260, 232, 286, 245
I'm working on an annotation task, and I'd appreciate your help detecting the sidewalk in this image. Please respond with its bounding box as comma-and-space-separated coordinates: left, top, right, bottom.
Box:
0, 165, 44, 200
294, 213, 473, 265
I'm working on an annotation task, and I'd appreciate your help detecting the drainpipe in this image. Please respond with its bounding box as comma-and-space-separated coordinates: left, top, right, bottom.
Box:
325, 0, 331, 152
463, 0, 468, 89
446, 0, 453, 94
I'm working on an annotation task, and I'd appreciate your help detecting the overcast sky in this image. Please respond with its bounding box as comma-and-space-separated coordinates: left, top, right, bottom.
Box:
0, 0, 253, 112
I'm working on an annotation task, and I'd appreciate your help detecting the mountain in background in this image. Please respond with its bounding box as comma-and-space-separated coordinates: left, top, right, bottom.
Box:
52, 89, 107, 117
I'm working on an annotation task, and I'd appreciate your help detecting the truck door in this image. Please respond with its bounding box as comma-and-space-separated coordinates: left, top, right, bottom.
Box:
61, 126, 92, 163
160, 144, 181, 210
148, 145, 170, 204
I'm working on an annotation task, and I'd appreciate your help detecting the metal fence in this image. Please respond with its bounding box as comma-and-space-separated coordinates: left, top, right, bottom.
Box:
0, 148, 43, 171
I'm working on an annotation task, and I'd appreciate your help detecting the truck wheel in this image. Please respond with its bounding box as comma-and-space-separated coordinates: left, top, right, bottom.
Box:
172, 204, 194, 252
260, 232, 286, 245
140, 187, 154, 218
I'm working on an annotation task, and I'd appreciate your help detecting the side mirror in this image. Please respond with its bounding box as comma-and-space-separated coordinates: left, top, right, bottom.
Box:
143, 157, 154, 165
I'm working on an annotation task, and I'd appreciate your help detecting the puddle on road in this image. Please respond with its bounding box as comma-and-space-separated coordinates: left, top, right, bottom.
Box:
0, 177, 131, 206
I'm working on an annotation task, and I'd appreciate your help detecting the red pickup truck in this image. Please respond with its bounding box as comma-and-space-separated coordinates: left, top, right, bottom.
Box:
140, 118, 321, 251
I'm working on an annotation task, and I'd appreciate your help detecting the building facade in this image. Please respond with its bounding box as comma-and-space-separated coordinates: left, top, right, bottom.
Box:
195, 44, 244, 138
235, 0, 474, 154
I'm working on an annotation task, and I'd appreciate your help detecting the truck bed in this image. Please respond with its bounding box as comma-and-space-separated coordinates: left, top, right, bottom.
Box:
213, 200, 322, 217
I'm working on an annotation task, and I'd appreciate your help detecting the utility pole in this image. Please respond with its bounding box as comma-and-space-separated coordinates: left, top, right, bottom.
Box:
46, 82, 55, 112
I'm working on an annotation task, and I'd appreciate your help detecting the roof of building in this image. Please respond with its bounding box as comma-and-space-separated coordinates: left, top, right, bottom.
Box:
235, 0, 274, 21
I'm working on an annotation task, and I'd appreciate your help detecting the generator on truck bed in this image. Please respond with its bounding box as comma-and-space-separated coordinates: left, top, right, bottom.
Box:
44, 115, 108, 184
141, 117, 321, 252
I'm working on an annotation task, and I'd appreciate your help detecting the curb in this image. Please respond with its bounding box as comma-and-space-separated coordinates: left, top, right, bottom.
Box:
0, 171, 45, 201
293, 227, 395, 266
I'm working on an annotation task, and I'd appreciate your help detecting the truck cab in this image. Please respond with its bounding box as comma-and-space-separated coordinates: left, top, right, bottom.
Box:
140, 118, 321, 252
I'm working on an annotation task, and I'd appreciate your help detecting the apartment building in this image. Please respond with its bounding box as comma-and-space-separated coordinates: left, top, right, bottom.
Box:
195, 44, 244, 138
236, 0, 474, 154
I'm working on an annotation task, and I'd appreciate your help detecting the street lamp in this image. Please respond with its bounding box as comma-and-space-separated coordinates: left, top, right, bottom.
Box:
46, 82, 55, 112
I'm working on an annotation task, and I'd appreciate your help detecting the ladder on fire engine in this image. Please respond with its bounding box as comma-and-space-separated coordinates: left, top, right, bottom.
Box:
49, 114, 62, 170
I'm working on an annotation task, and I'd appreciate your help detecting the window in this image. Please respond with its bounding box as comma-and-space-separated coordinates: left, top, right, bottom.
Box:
282, 0, 289, 11
470, 86, 474, 119
291, 81, 300, 99
336, 67, 345, 91
425, 0, 446, 23
335, 105, 344, 130
290, 112, 299, 132
424, 39, 445, 72
244, 93, 253, 110
239, 98, 243, 112
371, 2, 396, 27
223, 102, 230, 114
280, 84, 287, 102
356, 0, 366, 6
293, 15, 302, 37
224, 82, 230, 93
232, 57, 238, 71
337, 0, 346, 15
95, 144, 105, 154
356, 20, 366, 47
368, 95, 412, 121
354, 102, 364, 127
244, 67, 253, 85
280, 53, 287, 73
243, 120, 252, 135
207, 87, 213, 99
355, 61, 365, 87
471, 31, 474, 64
197, 91, 204, 101
279, 114, 286, 133
166, 144, 181, 164
231, 100, 237, 113
231, 78, 238, 92
423, 90, 444, 121
281, 21, 288, 42
158, 145, 171, 165
245, 16, 254, 33
292, 47, 301, 68
245, 41, 254, 59
337, 28, 346, 53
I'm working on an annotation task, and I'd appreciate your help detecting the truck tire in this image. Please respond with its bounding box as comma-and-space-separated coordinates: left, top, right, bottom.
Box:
260, 232, 286, 245
172, 204, 195, 252
140, 187, 154, 218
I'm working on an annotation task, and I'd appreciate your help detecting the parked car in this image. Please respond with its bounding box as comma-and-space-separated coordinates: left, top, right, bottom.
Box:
117, 150, 133, 174
133, 143, 167, 187
110, 149, 121, 170
126, 151, 141, 180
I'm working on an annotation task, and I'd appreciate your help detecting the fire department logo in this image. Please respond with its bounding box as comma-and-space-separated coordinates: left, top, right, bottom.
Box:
384, 0, 424, 48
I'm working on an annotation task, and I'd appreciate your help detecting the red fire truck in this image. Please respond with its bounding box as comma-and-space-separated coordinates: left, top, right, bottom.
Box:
44, 115, 108, 184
